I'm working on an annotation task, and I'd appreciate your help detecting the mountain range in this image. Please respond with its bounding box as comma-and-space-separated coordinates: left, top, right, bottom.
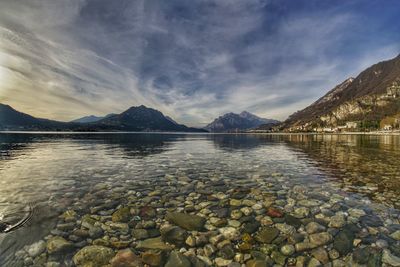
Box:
71, 114, 116, 123
278, 54, 400, 132
0, 104, 205, 132
2, 54, 400, 133
205, 111, 279, 132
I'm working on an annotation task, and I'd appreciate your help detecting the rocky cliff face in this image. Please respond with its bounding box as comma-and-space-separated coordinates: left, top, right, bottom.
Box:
283, 54, 400, 131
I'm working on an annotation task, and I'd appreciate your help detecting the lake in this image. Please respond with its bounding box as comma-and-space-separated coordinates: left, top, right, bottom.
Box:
0, 133, 399, 266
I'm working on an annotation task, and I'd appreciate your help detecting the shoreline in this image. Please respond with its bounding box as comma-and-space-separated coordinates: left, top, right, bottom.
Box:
0, 130, 400, 136
248, 131, 400, 136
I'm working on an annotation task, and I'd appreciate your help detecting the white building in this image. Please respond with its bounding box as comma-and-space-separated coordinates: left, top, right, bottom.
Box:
383, 124, 393, 131
346, 122, 358, 129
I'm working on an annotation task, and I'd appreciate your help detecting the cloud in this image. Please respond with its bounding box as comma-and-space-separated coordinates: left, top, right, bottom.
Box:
0, 25, 152, 119
0, 0, 399, 126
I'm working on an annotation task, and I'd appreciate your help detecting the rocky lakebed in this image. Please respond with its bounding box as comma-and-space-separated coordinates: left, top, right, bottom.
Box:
14, 172, 400, 267
1, 133, 400, 267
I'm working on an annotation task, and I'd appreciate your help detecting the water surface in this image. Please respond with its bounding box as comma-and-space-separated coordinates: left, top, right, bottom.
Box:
0, 133, 399, 266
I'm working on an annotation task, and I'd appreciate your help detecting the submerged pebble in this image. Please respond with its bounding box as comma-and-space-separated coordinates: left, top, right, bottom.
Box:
8, 137, 400, 267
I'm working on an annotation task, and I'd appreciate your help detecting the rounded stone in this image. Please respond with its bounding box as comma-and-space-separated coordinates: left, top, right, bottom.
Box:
293, 207, 310, 218
328, 214, 346, 228
271, 251, 287, 265
246, 259, 268, 267
352, 247, 370, 264
219, 227, 240, 240
390, 230, 400, 241
165, 251, 191, 267
275, 223, 295, 235
46, 237, 74, 255
185, 235, 196, 247
230, 199, 242, 207
230, 210, 243, 220
280, 244, 295, 256
112, 207, 131, 223
228, 220, 241, 228
132, 229, 149, 240
215, 257, 232, 266
240, 207, 253, 216
255, 227, 280, 243
141, 250, 165, 266
27, 240, 46, 258
309, 232, 332, 246
219, 243, 235, 259
166, 212, 206, 231
382, 249, 400, 267
73, 245, 115, 266
333, 230, 354, 256
252, 204, 263, 210
160, 226, 188, 246
306, 222, 325, 234
110, 249, 142, 267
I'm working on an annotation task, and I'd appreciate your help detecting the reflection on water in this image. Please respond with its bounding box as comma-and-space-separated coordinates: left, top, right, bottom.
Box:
210, 134, 276, 150
281, 134, 400, 207
0, 133, 399, 265
0, 133, 182, 264
1, 133, 399, 214
210, 134, 400, 207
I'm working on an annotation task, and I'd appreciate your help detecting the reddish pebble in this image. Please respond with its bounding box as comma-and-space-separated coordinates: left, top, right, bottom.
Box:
139, 206, 156, 218
110, 249, 142, 267
267, 207, 283, 218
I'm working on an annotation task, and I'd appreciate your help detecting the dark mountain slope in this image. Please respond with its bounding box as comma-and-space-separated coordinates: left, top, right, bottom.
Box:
92, 105, 205, 132
0, 104, 205, 132
0, 104, 70, 130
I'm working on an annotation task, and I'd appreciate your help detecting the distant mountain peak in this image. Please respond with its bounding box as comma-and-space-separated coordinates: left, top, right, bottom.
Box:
205, 111, 279, 132
133, 104, 147, 110
239, 110, 252, 116
71, 115, 103, 123
239, 111, 264, 120
71, 113, 116, 123
96, 105, 204, 132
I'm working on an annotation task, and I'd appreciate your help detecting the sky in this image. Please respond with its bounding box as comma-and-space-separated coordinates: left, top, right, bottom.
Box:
0, 0, 399, 127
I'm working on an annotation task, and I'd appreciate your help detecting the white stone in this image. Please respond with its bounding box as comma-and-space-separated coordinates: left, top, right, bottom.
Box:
252, 203, 263, 210
240, 207, 253, 216
218, 227, 239, 240
281, 244, 295, 256
26, 240, 46, 258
